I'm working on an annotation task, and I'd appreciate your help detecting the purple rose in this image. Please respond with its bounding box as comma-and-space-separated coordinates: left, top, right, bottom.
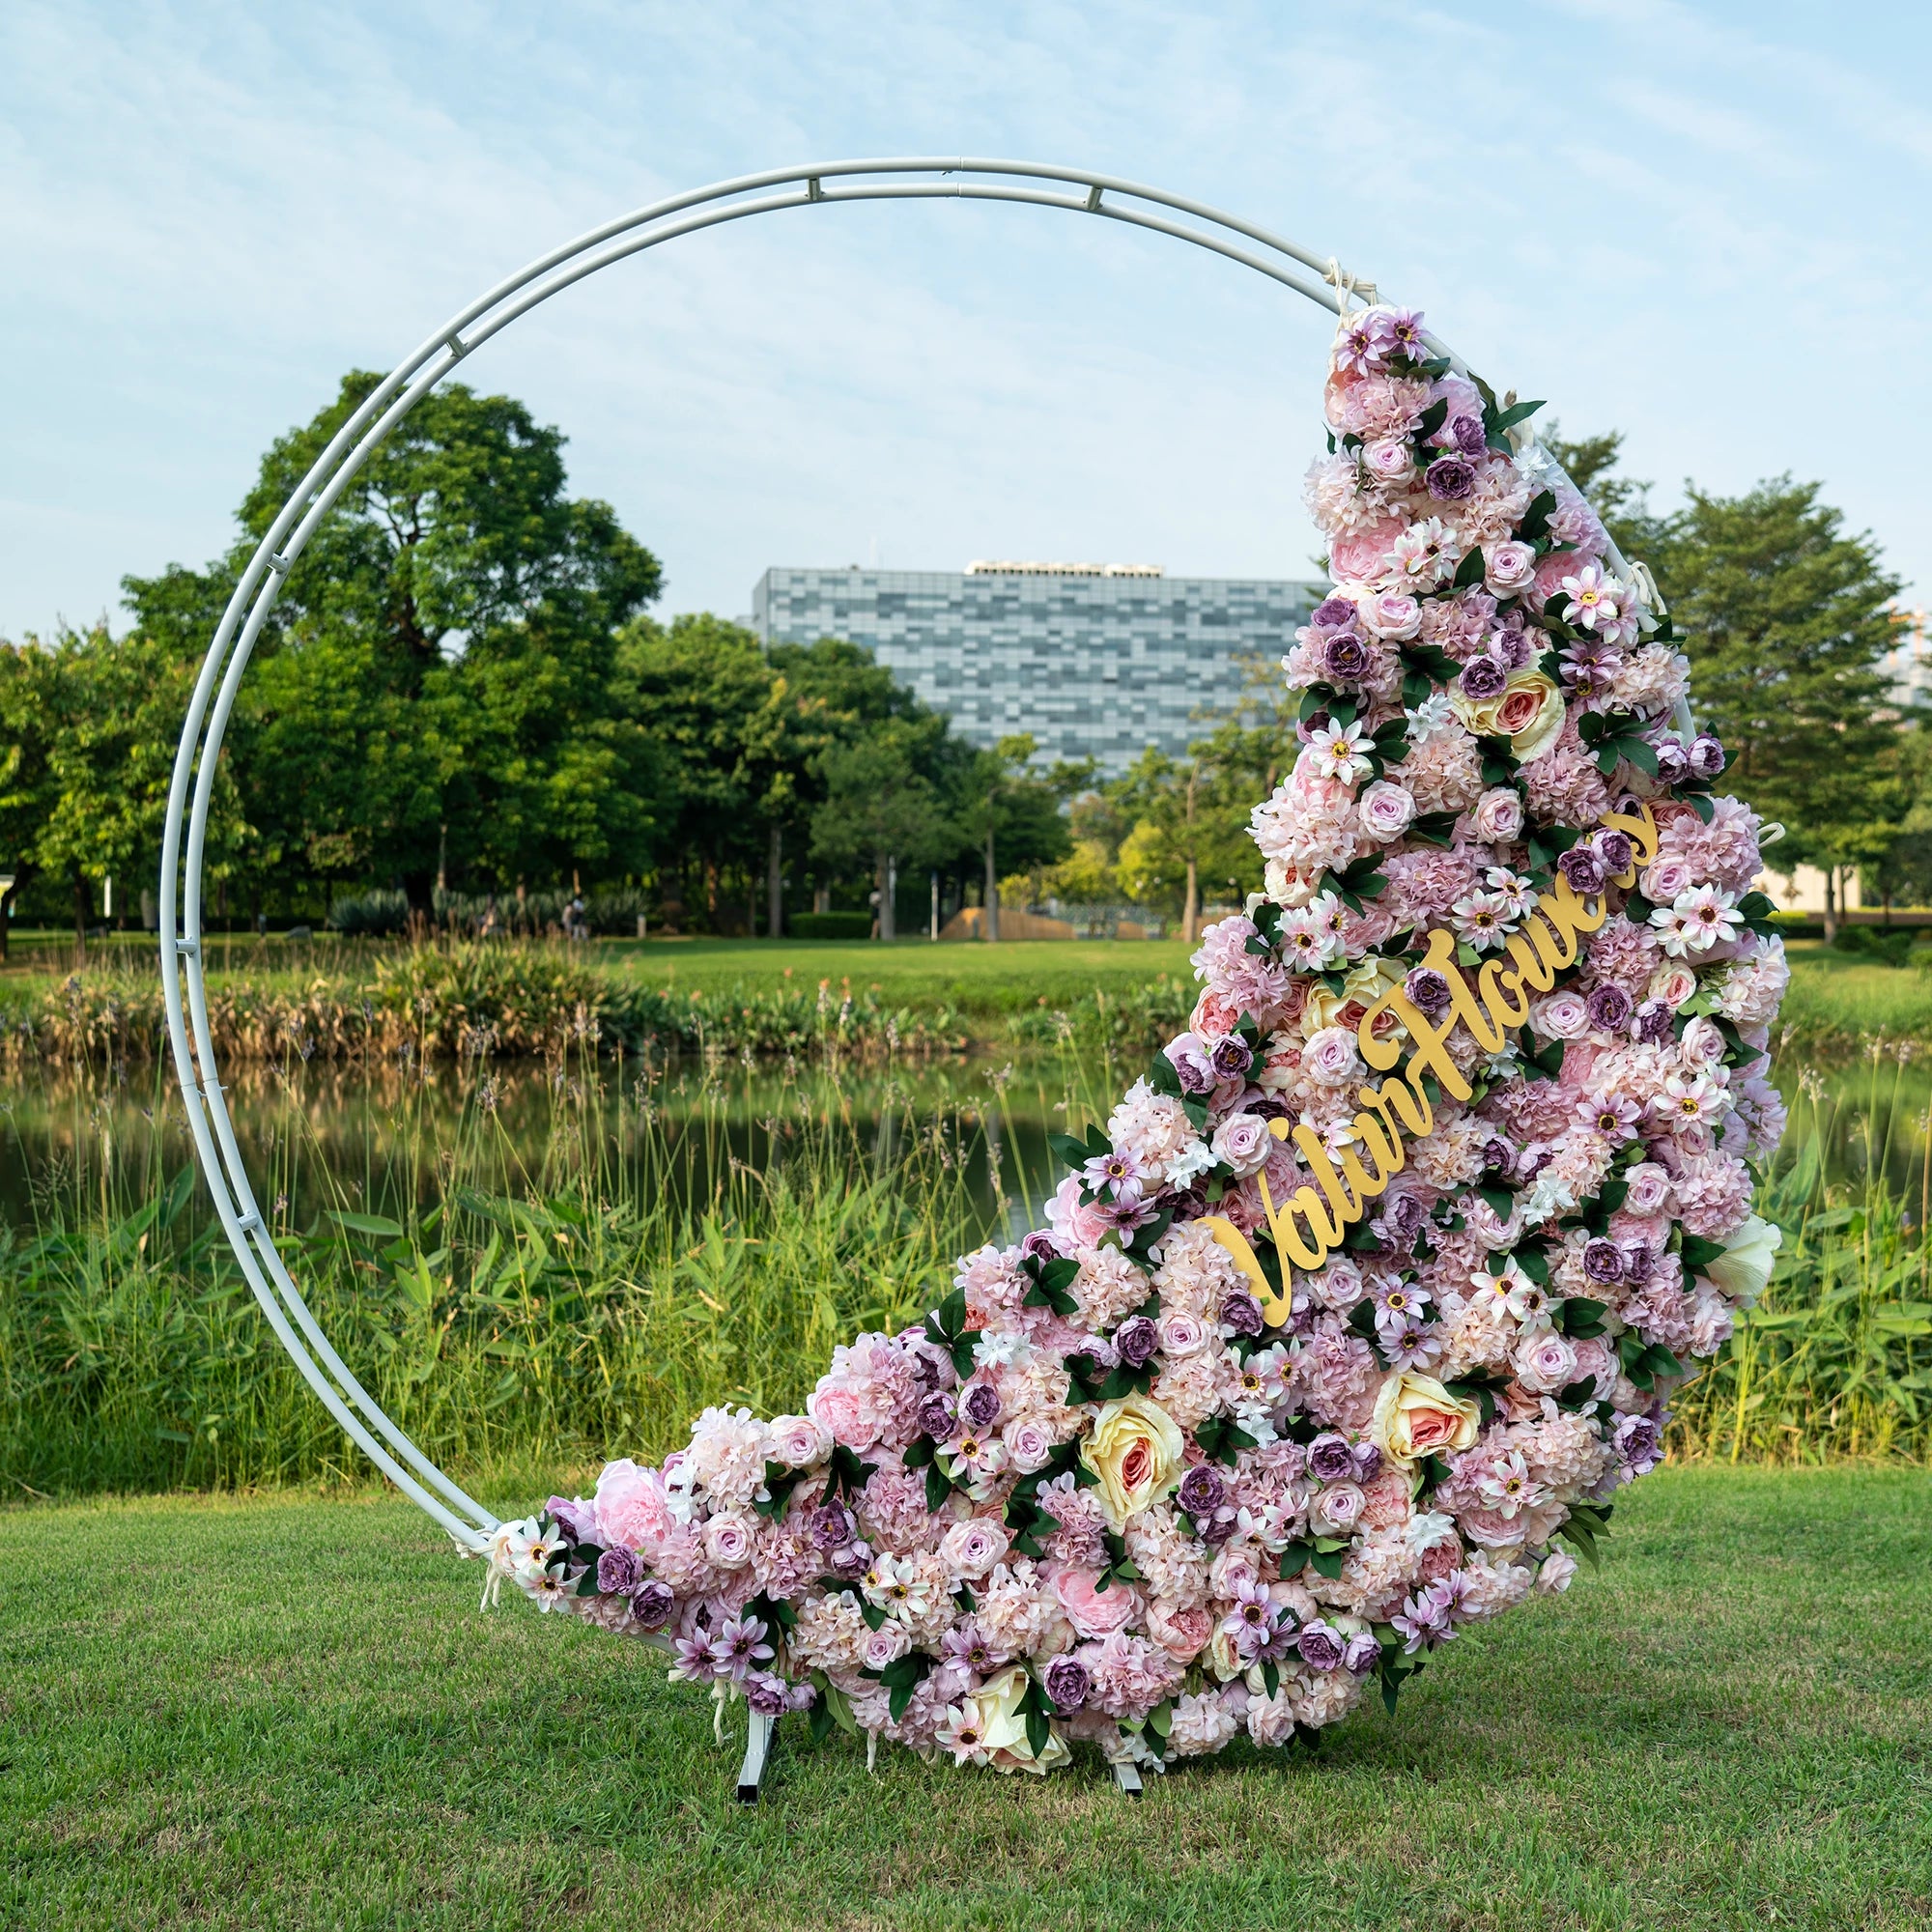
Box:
1042, 1654, 1091, 1711
1382, 1193, 1427, 1243
1342, 1630, 1382, 1675
1621, 1241, 1656, 1286
1593, 830, 1634, 877
1459, 654, 1508, 700
1405, 968, 1453, 1019
809, 1502, 860, 1551
595, 1546, 639, 1595
1652, 737, 1690, 784
1178, 1464, 1227, 1517
1019, 1230, 1061, 1265
918, 1391, 959, 1440
1220, 1291, 1264, 1338
1210, 1034, 1255, 1080
961, 1379, 1002, 1429
1296, 1620, 1347, 1671
1582, 1236, 1627, 1286
1307, 1432, 1357, 1484
1690, 735, 1726, 780
1613, 1411, 1664, 1476
1311, 595, 1356, 628
1425, 455, 1476, 501
546, 1496, 598, 1546
744, 1672, 790, 1717
1634, 998, 1674, 1045
1113, 1315, 1160, 1367
630, 1578, 675, 1632
1165, 1032, 1218, 1098
1557, 847, 1607, 895
1324, 631, 1372, 682
1453, 414, 1488, 458
1586, 983, 1634, 1033
1351, 1440, 1383, 1483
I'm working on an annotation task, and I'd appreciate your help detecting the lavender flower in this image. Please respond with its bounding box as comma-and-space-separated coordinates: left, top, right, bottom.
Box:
1113, 1315, 1160, 1368
1019, 1230, 1062, 1265
1219, 1291, 1265, 1338
1342, 1630, 1382, 1676
617, 1581, 667, 1634
1405, 968, 1454, 1020
744, 1671, 790, 1716
942, 1620, 1009, 1676
918, 1391, 960, 1440
1311, 594, 1357, 628
670, 1634, 720, 1683
1391, 1589, 1457, 1655
1689, 735, 1727, 780
1586, 982, 1634, 1033
1426, 455, 1476, 501
1557, 847, 1607, 895
1178, 1464, 1227, 1518
1459, 654, 1508, 701
545, 1496, 599, 1546
1167, 1033, 1219, 1096
1296, 1620, 1347, 1672
1614, 1411, 1664, 1476
1042, 1653, 1092, 1711
1082, 1147, 1145, 1202
1582, 1237, 1627, 1286
1307, 1433, 1357, 1484
1634, 999, 1674, 1045
1351, 1440, 1383, 1483
1210, 1034, 1255, 1080
595, 1547, 639, 1596
709, 1614, 775, 1683
1593, 829, 1634, 876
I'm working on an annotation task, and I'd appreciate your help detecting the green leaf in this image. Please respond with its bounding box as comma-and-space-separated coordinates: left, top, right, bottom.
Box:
1453, 545, 1488, 590
1519, 489, 1556, 541
327, 1209, 406, 1240
1558, 1296, 1608, 1340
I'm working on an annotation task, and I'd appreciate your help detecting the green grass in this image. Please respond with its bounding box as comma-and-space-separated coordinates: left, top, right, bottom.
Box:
3, 1466, 1926, 1930
1776, 940, 1932, 1049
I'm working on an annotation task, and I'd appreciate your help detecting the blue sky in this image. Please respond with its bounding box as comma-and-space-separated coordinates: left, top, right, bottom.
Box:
4, 0, 1928, 639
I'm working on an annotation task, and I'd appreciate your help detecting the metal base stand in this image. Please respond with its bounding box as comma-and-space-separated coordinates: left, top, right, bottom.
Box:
737, 1711, 777, 1804
1111, 1759, 1144, 1797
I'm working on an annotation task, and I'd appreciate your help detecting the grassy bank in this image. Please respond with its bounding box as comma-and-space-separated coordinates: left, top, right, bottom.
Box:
3, 1466, 1926, 1930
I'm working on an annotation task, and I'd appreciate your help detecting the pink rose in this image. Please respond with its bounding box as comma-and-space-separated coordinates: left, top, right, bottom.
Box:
1362, 438, 1413, 484
1158, 1312, 1209, 1356
1534, 990, 1591, 1039
702, 1512, 754, 1569
807, 1378, 884, 1452
1513, 1329, 1578, 1395
1469, 786, 1524, 844
1650, 963, 1699, 1010
862, 1622, 911, 1670
1211, 1112, 1273, 1178
1045, 1173, 1114, 1251
1304, 1026, 1362, 1088
767, 1413, 831, 1468
1145, 1598, 1213, 1662
1680, 1015, 1726, 1067
1362, 590, 1423, 640
1001, 1415, 1056, 1475
1052, 1565, 1141, 1638
1329, 519, 1405, 584
1308, 1481, 1365, 1538
1622, 1162, 1674, 1215
939, 1517, 1009, 1579
593, 1459, 677, 1553
1495, 681, 1548, 737
1358, 779, 1416, 842
1640, 856, 1696, 901
1485, 540, 1537, 594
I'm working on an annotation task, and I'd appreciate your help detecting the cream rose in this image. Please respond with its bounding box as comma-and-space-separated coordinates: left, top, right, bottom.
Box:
1079, 1392, 1185, 1531
1451, 668, 1566, 761
966, 1665, 1072, 1775
1371, 1371, 1483, 1468
1701, 1213, 1782, 1308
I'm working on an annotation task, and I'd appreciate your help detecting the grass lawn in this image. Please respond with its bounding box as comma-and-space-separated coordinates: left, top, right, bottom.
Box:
4, 1466, 1927, 1930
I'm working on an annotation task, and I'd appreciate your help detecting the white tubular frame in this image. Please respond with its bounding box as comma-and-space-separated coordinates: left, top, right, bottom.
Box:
158, 157, 1672, 1552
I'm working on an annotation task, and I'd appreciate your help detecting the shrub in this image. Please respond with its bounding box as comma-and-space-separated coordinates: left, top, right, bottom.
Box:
327, 889, 410, 937
788, 912, 874, 940
1833, 925, 1918, 968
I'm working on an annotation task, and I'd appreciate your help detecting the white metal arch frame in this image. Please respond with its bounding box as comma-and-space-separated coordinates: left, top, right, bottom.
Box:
159, 157, 1661, 1553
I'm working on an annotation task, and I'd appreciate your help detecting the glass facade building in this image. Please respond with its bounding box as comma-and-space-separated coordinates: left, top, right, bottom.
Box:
750, 563, 1325, 777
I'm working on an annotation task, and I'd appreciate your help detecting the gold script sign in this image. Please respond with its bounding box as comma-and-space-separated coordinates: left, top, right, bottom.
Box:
1202, 804, 1661, 1323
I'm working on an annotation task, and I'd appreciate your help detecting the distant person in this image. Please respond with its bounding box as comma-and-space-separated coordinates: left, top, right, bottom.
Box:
567, 893, 587, 941
480, 893, 500, 939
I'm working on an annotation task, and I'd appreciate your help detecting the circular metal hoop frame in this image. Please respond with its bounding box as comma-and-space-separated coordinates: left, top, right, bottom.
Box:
159, 156, 1649, 1549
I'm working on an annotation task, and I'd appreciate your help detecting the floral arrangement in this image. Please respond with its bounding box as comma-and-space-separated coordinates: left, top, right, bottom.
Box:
479, 304, 1787, 1776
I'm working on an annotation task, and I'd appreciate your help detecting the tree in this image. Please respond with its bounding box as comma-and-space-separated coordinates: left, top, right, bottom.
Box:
1109, 731, 1261, 941
1542, 424, 1668, 561
952, 735, 1080, 940
1651, 478, 1903, 937
810, 722, 947, 941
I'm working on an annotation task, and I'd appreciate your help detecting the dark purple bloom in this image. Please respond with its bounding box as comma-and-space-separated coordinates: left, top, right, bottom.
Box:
744, 1671, 790, 1716
1042, 1654, 1091, 1711
1481, 1136, 1514, 1175
1311, 595, 1356, 628
1307, 1432, 1357, 1484
1296, 1620, 1347, 1672
1019, 1230, 1062, 1266
809, 1501, 862, 1551
1557, 847, 1607, 895
1621, 1241, 1656, 1287
1406, 967, 1454, 1020
1593, 830, 1634, 877
1582, 1236, 1626, 1286
961, 1380, 1002, 1429
595, 1547, 639, 1596
1458, 654, 1508, 700
1167, 1033, 1218, 1096
630, 1578, 675, 1632
1210, 1034, 1255, 1080
1586, 983, 1634, 1033
1375, 1192, 1427, 1248
1178, 1464, 1227, 1518
1689, 735, 1726, 780
1652, 737, 1690, 784
546, 1496, 599, 1546
1324, 631, 1372, 682
1342, 1630, 1382, 1676
1451, 414, 1487, 458
1113, 1315, 1160, 1367
1426, 455, 1476, 501
908, 1338, 955, 1389
918, 1391, 959, 1440
1220, 1290, 1265, 1338
1351, 1440, 1383, 1483
1634, 999, 1674, 1045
